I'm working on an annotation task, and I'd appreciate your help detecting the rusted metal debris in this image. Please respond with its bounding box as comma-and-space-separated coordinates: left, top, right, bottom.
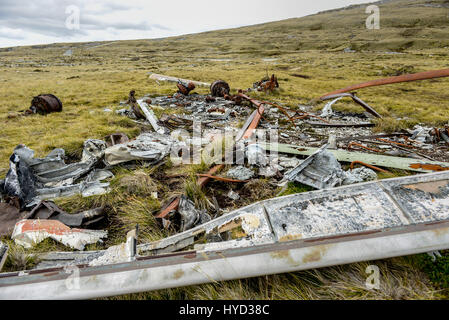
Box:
209, 80, 245, 104
210, 80, 230, 97
347, 141, 384, 153
177, 81, 196, 96
430, 126, 449, 146
350, 161, 389, 174
155, 92, 266, 223
3, 70, 449, 300
254, 74, 279, 92
127, 90, 146, 120
236, 93, 266, 141
24, 94, 63, 115
320, 68, 449, 100
283, 145, 378, 189
1, 172, 448, 299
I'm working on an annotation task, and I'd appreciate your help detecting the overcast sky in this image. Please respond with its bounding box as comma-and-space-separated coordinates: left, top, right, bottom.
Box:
0, 0, 375, 48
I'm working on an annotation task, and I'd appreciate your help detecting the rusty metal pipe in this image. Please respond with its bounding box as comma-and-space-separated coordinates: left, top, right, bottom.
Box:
320, 68, 449, 100
350, 161, 390, 174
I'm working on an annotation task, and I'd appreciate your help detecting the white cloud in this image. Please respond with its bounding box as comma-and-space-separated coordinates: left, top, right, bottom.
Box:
0, 0, 375, 48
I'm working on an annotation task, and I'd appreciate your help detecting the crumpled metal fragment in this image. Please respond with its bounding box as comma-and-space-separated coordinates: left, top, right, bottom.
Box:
408, 125, 432, 144
104, 133, 130, 147
81, 139, 107, 163
12, 219, 107, 251
342, 167, 378, 185
246, 144, 269, 166
178, 195, 211, 232
227, 166, 255, 181
284, 145, 377, 189
27, 201, 104, 227
104, 132, 177, 166
3, 151, 38, 207
320, 97, 343, 118
1, 142, 113, 208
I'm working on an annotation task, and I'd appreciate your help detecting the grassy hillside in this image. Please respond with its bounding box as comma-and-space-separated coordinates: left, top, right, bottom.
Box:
1, 0, 449, 299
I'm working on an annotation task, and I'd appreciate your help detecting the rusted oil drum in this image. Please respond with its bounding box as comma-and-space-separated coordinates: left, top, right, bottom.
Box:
30, 94, 63, 115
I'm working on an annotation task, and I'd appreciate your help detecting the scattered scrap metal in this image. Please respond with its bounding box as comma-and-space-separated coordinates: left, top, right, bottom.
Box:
254, 74, 279, 92
177, 81, 196, 96
1, 68, 449, 299
1, 171, 449, 299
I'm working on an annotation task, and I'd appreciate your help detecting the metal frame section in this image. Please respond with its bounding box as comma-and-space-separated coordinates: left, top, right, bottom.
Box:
321, 93, 382, 118
260, 143, 449, 173
1, 171, 449, 299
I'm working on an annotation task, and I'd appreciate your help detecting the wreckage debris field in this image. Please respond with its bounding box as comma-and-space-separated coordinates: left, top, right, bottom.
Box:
1, 0, 449, 300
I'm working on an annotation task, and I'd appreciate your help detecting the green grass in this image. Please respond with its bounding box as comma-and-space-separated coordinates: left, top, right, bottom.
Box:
279, 182, 315, 196
1, 0, 449, 300
409, 250, 449, 294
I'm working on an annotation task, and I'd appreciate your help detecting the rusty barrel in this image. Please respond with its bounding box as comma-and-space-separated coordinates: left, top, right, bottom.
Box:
31, 94, 63, 114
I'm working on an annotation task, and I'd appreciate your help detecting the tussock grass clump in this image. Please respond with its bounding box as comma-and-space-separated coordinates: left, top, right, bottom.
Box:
2, 244, 38, 272
240, 179, 277, 204
278, 182, 314, 197
118, 170, 158, 197
184, 173, 211, 211
372, 117, 418, 133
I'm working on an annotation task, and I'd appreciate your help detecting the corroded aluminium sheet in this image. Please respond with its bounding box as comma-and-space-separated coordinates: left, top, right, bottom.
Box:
141, 171, 449, 255
381, 174, 449, 223
264, 182, 409, 241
